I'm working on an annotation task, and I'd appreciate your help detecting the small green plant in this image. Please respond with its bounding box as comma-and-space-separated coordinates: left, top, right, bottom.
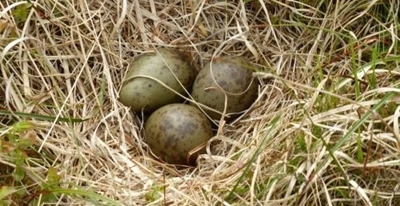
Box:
0, 118, 122, 205
10, 2, 33, 28
145, 184, 163, 203
0, 121, 64, 205
0, 120, 37, 204
0, 186, 16, 205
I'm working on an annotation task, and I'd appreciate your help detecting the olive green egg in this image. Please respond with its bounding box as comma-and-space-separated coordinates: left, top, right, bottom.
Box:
145, 104, 213, 165
119, 48, 197, 112
190, 56, 258, 120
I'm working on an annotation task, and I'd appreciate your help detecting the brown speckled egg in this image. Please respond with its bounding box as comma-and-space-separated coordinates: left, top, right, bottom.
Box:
190, 56, 258, 120
119, 48, 197, 112
145, 104, 212, 165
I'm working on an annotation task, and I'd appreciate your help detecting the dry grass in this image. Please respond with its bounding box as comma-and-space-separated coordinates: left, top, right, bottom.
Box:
1, 0, 400, 205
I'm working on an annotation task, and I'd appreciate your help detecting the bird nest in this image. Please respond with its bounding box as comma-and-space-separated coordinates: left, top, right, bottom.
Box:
1, 0, 400, 205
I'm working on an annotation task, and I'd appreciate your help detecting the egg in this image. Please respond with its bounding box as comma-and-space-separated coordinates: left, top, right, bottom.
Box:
190, 56, 258, 120
145, 104, 213, 165
119, 48, 197, 112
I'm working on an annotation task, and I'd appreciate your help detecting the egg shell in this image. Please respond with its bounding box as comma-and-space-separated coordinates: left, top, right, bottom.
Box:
190, 56, 258, 120
119, 48, 197, 112
145, 104, 213, 165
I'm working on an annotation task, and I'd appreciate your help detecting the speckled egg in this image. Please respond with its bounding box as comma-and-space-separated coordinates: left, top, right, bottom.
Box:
145, 104, 213, 165
190, 56, 258, 120
119, 48, 197, 112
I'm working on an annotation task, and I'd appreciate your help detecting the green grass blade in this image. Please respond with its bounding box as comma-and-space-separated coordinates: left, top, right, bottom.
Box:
0, 110, 88, 123
332, 92, 394, 151
226, 115, 281, 201
49, 188, 124, 206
